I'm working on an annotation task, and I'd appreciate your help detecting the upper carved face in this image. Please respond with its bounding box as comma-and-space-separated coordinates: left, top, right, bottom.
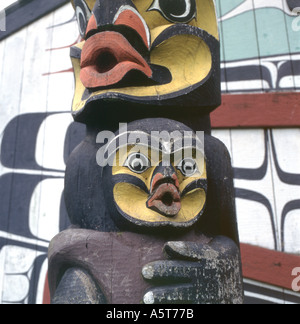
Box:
70, 0, 220, 122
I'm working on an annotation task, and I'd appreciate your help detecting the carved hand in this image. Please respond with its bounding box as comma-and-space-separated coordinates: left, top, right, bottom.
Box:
141, 236, 243, 304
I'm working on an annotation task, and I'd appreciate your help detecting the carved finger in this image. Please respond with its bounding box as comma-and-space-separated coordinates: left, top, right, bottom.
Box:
164, 241, 202, 261
143, 284, 194, 304
142, 260, 196, 283
164, 241, 221, 261
164, 237, 239, 262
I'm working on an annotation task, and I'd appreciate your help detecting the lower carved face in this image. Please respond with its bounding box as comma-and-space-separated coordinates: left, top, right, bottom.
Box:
103, 129, 207, 228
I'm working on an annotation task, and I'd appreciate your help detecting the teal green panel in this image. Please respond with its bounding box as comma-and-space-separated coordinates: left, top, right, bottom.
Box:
218, 5, 300, 62
255, 9, 289, 57
215, 0, 245, 17
221, 12, 260, 61
285, 15, 300, 53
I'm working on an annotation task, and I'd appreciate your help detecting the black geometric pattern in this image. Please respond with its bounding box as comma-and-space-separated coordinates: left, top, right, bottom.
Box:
0, 113, 85, 304
233, 130, 300, 252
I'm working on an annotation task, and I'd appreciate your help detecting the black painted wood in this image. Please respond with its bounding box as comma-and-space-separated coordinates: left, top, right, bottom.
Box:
287, 0, 300, 11
0, 0, 69, 41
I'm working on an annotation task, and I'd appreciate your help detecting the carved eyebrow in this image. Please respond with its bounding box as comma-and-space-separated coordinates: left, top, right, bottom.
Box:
112, 173, 150, 194
181, 178, 207, 197
113, 5, 151, 49
104, 131, 203, 157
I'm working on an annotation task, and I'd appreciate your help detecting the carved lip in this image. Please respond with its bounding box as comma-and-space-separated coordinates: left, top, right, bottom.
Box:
147, 183, 181, 217
80, 31, 152, 88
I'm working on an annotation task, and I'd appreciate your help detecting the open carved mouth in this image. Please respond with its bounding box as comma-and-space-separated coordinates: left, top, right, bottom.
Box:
147, 182, 181, 217
80, 31, 153, 89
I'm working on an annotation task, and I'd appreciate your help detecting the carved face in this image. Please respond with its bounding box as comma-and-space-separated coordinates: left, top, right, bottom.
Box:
70, 0, 220, 122
102, 119, 207, 229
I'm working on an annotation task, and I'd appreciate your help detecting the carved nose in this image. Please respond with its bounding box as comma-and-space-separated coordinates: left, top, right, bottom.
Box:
147, 169, 181, 217
147, 182, 181, 217
150, 164, 180, 194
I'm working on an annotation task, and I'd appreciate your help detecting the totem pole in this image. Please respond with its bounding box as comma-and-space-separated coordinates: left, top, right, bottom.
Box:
48, 0, 244, 304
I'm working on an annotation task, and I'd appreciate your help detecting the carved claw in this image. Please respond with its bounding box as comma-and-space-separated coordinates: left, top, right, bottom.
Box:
141, 236, 243, 304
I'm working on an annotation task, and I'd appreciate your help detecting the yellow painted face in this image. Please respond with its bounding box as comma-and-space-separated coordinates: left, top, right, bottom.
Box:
70, 0, 220, 122
104, 141, 207, 228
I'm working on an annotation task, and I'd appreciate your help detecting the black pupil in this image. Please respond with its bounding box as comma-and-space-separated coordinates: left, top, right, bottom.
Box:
130, 154, 147, 172
133, 161, 143, 171
183, 160, 196, 174
162, 0, 187, 16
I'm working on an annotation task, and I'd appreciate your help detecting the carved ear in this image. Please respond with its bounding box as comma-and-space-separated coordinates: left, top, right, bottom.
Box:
74, 0, 92, 38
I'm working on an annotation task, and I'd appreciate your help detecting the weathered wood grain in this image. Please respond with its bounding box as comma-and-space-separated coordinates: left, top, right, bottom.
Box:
19, 13, 54, 114
47, 4, 77, 112
0, 0, 69, 41
48, 229, 242, 304
0, 28, 27, 134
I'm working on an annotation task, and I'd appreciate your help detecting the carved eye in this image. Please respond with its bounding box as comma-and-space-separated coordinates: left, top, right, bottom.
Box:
148, 0, 197, 23
125, 153, 151, 174
177, 158, 198, 176
74, 0, 92, 38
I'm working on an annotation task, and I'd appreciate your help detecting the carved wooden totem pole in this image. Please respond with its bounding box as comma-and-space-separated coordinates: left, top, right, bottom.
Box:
48, 0, 244, 304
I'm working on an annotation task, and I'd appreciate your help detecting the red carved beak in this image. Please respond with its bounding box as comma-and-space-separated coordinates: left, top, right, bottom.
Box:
147, 173, 181, 217
80, 8, 152, 89
80, 31, 152, 88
